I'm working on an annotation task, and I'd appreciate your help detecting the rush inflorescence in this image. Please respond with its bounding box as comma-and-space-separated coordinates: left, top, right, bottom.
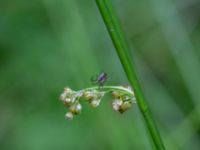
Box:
59, 86, 136, 120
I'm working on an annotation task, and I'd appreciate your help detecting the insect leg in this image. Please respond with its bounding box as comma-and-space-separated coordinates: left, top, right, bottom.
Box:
90, 75, 98, 84
98, 82, 104, 90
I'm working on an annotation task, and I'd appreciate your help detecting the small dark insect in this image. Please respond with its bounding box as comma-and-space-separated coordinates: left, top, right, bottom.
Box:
90, 72, 109, 89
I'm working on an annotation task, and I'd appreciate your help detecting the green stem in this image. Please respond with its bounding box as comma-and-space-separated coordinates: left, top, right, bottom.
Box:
95, 0, 165, 149
84, 85, 135, 97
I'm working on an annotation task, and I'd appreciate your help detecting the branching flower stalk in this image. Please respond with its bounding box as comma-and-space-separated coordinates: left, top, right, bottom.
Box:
59, 86, 136, 120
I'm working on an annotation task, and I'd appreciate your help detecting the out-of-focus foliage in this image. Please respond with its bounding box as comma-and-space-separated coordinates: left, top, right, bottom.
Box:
0, 0, 200, 150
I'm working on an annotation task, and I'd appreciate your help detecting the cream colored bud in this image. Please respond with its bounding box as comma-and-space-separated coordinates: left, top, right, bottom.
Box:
64, 87, 73, 94
65, 112, 73, 120
69, 103, 82, 114
112, 99, 123, 111
76, 103, 82, 112
112, 91, 122, 98
84, 91, 98, 101
124, 96, 131, 101
60, 92, 67, 101
119, 101, 132, 113
90, 99, 101, 107
63, 98, 72, 105
60, 87, 74, 101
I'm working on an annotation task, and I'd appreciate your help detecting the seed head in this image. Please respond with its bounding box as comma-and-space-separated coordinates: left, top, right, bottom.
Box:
59, 85, 136, 120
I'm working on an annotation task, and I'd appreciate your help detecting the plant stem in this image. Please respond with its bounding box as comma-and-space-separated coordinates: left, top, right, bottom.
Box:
95, 0, 165, 149
84, 85, 135, 97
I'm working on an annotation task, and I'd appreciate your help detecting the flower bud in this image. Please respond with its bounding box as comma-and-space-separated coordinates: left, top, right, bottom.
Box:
112, 91, 122, 99
69, 103, 82, 114
65, 112, 73, 120
63, 87, 73, 94
112, 99, 123, 111
83, 91, 98, 101
90, 99, 101, 107
60, 87, 74, 101
60, 92, 67, 101
63, 98, 72, 106
119, 101, 132, 113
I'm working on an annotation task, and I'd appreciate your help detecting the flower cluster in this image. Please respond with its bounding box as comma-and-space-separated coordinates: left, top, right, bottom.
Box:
83, 90, 105, 107
112, 90, 136, 113
59, 86, 136, 120
59, 87, 83, 120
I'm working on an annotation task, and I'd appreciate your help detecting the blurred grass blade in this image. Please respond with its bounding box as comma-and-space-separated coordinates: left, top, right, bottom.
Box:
95, 0, 165, 149
150, 0, 200, 105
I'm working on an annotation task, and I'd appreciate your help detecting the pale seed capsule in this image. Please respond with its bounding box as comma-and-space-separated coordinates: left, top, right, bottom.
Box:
63, 98, 72, 106
119, 101, 132, 113
90, 99, 101, 107
63, 87, 73, 94
69, 103, 82, 114
112, 91, 122, 99
60, 87, 74, 101
84, 91, 98, 101
112, 99, 123, 111
65, 112, 73, 120
60, 92, 67, 101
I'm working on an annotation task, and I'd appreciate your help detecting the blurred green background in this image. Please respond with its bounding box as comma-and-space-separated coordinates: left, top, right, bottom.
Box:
0, 0, 200, 149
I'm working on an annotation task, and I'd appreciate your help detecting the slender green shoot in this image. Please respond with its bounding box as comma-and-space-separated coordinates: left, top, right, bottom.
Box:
95, 0, 165, 149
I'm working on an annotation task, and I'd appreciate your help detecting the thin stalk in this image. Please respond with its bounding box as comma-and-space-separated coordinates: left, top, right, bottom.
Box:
84, 85, 134, 96
95, 0, 165, 149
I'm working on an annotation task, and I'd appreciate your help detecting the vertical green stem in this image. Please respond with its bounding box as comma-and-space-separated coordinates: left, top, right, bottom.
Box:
95, 0, 165, 149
